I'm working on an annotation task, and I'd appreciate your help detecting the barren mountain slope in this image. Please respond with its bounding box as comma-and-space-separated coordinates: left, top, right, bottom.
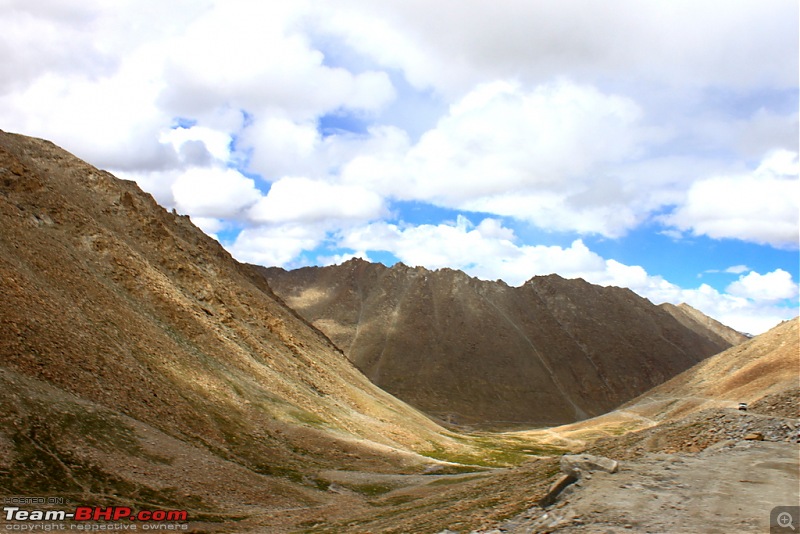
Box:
661, 302, 750, 346
259, 261, 742, 426
0, 131, 481, 530
624, 316, 799, 420
513, 317, 798, 444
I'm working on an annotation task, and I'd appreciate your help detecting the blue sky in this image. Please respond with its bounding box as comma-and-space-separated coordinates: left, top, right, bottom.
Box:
0, 0, 797, 334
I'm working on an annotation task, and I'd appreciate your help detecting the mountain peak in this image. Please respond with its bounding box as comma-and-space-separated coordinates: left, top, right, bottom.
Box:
260, 260, 744, 427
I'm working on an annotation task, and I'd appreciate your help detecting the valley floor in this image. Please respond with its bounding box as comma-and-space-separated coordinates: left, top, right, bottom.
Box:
214, 404, 799, 533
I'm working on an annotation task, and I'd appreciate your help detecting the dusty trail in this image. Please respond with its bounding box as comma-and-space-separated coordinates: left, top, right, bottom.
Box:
487, 441, 799, 533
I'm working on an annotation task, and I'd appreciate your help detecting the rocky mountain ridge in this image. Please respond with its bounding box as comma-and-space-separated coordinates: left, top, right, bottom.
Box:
259, 260, 745, 427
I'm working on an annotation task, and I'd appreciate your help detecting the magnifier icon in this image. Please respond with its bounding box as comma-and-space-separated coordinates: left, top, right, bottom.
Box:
778, 511, 796, 531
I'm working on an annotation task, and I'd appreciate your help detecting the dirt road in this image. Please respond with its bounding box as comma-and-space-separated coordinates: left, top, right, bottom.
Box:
490, 440, 799, 533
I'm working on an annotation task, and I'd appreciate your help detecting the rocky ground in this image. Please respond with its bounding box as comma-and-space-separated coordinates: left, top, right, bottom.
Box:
481, 441, 798, 534
467, 406, 799, 534
750, 388, 800, 418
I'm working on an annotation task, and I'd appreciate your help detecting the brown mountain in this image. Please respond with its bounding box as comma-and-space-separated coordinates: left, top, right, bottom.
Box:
259, 260, 744, 427
0, 130, 493, 530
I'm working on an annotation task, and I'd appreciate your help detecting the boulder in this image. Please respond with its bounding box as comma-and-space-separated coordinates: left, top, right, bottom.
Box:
560, 454, 619, 478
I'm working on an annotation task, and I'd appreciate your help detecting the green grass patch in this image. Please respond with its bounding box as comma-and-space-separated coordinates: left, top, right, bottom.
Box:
420, 435, 568, 468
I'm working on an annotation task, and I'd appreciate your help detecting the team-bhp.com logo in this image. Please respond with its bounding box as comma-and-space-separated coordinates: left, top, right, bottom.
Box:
3, 506, 189, 530
5, 507, 187, 522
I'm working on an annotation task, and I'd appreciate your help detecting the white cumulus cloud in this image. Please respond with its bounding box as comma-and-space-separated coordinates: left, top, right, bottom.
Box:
248, 177, 385, 224
340, 80, 657, 237
664, 150, 799, 248
228, 223, 326, 268
726, 269, 799, 301
172, 168, 262, 219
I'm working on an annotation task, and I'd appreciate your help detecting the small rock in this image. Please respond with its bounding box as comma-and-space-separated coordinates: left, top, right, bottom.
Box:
743, 432, 764, 441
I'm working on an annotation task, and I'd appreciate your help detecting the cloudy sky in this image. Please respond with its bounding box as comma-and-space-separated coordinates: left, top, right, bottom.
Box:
1, 0, 798, 334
